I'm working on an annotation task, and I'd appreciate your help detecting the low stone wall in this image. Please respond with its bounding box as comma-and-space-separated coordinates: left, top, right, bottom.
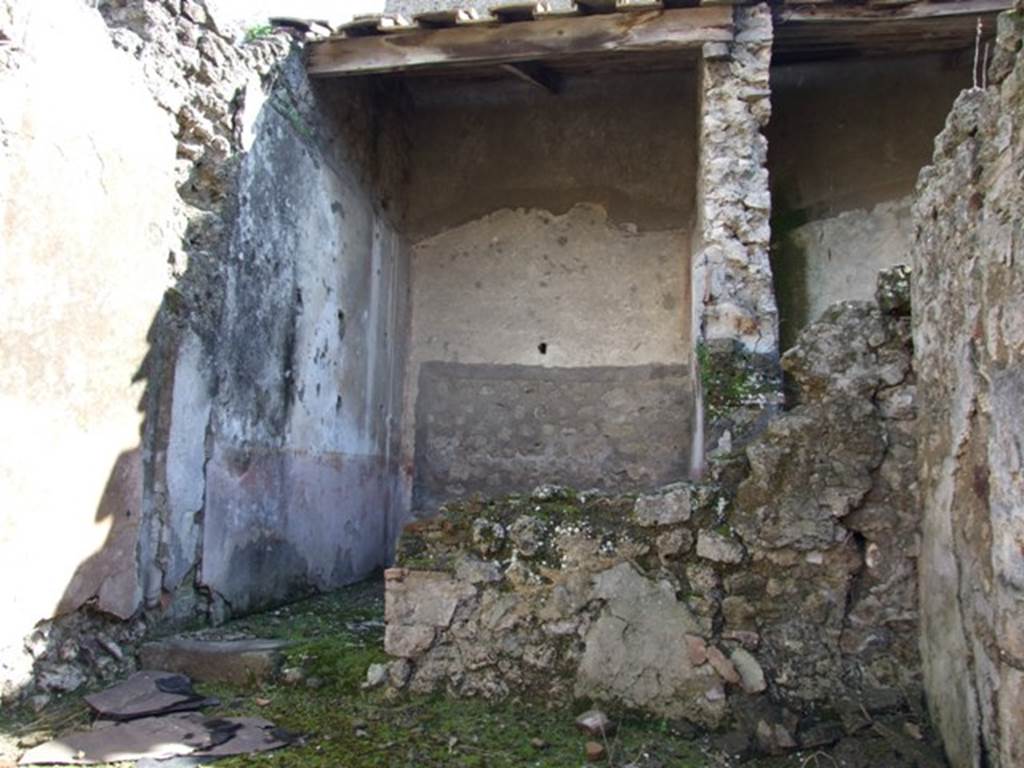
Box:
384, 267, 919, 754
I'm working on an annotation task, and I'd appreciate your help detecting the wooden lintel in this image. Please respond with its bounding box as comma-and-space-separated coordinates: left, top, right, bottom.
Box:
499, 61, 563, 92
776, 0, 1011, 24
307, 6, 733, 78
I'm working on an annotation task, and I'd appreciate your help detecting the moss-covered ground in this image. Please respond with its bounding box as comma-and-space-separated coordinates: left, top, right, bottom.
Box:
0, 579, 929, 767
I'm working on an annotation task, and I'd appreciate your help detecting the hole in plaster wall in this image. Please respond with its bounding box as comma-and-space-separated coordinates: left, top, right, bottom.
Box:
538, 342, 548, 355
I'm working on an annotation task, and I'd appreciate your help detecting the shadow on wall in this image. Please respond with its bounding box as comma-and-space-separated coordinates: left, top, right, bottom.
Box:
1, 0, 409, 704
57, 451, 146, 622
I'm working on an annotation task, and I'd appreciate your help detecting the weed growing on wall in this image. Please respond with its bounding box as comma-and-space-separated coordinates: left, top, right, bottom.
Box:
696, 343, 774, 422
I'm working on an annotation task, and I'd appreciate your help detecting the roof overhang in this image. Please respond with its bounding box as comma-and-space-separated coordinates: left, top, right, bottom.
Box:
307, 6, 731, 79
306, 0, 1011, 81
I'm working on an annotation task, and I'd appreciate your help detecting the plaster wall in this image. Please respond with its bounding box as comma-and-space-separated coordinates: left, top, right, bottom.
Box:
787, 197, 913, 334
0, 0, 178, 692
768, 53, 969, 348
196, 68, 411, 614
400, 72, 697, 509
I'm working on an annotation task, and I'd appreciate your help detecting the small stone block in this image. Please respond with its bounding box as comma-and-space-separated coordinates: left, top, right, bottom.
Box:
575, 709, 616, 737
585, 741, 606, 762
139, 638, 291, 686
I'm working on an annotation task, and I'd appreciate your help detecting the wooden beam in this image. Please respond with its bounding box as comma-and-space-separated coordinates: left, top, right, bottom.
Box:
772, 0, 1008, 63
307, 6, 733, 78
776, 0, 1011, 24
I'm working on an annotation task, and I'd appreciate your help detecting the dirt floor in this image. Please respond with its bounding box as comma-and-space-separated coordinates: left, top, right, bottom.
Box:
0, 579, 945, 767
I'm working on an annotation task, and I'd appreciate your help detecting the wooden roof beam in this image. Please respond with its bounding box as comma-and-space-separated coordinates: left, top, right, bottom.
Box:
307, 6, 732, 78
776, 0, 1011, 24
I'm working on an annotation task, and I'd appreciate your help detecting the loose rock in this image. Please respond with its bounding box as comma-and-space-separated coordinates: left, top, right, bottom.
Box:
575, 710, 616, 737
362, 663, 388, 690
706, 646, 740, 685
508, 515, 547, 557
584, 740, 606, 762
730, 648, 766, 693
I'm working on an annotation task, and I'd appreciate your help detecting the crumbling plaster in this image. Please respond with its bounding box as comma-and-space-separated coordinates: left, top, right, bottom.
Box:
399, 71, 698, 508
198, 63, 412, 614
5, 15, 1017, 768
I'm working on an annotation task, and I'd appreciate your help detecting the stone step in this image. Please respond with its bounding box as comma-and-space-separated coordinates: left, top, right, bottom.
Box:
139, 638, 293, 686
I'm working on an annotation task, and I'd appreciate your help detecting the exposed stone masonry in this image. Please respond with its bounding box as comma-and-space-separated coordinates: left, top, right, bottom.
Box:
914, 4, 1024, 765
693, 3, 781, 458
385, 266, 920, 756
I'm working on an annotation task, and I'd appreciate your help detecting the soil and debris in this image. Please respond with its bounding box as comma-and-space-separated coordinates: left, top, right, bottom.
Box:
0, 579, 945, 767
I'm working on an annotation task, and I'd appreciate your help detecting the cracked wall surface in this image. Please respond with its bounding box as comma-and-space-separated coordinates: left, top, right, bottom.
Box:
197, 60, 410, 616
914, 5, 1024, 766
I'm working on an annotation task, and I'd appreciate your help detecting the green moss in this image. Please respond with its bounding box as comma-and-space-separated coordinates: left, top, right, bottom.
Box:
5, 583, 713, 768
245, 23, 274, 42
6, 583, 882, 768
284, 640, 389, 692
396, 492, 648, 573
195, 687, 714, 768
227, 579, 384, 642
697, 343, 774, 422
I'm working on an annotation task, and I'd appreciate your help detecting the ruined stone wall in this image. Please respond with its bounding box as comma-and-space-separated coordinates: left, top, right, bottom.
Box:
914, 6, 1024, 766
386, 266, 920, 756
401, 72, 697, 508
768, 53, 969, 350
1, 0, 412, 701
694, 4, 775, 361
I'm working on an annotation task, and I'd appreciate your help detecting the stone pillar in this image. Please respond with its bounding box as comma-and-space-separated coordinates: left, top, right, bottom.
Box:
692, 3, 780, 461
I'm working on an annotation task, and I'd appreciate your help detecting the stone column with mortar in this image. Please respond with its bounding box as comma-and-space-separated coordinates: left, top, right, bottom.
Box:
692, 3, 780, 464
